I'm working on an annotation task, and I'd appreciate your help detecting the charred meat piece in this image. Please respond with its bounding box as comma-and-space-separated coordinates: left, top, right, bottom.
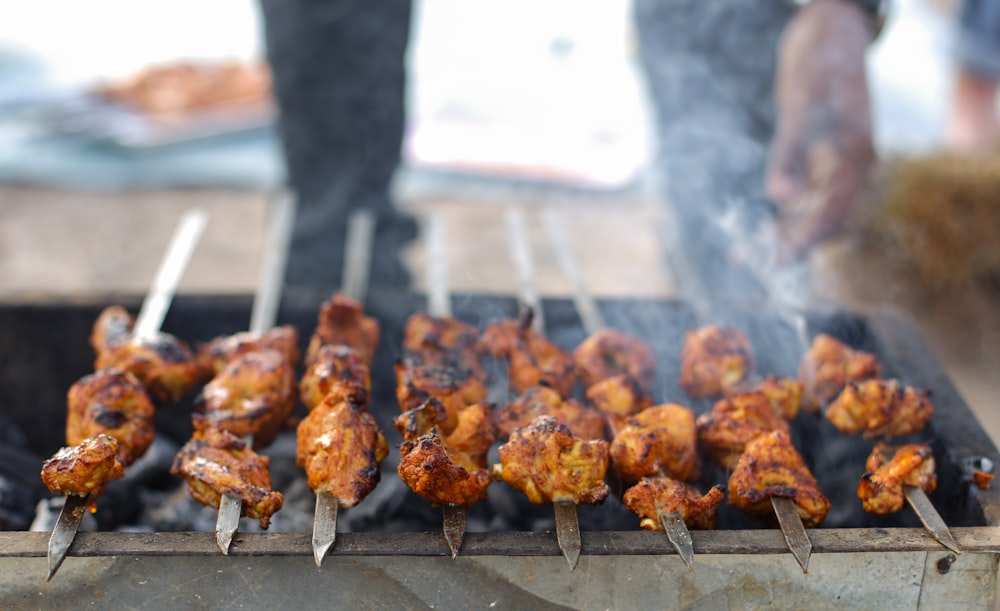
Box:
95, 333, 203, 405
623, 477, 724, 530
798, 334, 881, 413
194, 349, 297, 448
398, 431, 493, 508
492, 416, 610, 506
679, 325, 754, 399
296, 387, 388, 508
91, 305, 203, 405
66, 367, 156, 465
574, 329, 656, 395
300, 344, 371, 410
826, 379, 933, 438
586, 374, 653, 417
402, 312, 484, 380
305, 293, 380, 367
728, 430, 830, 528
610, 403, 700, 483
493, 385, 606, 441
440, 402, 497, 469
395, 361, 487, 435
171, 426, 284, 529
725, 376, 803, 420
477, 310, 577, 397
697, 391, 791, 470
40, 434, 126, 502
857, 443, 937, 515
198, 325, 301, 377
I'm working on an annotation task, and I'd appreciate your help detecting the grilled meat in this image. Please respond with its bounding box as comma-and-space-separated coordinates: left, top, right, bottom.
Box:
492, 416, 610, 505
798, 333, 882, 413
857, 443, 937, 515
492, 385, 606, 441
586, 374, 653, 417
402, 312, 484, 380
66, 367, 156, 465
194, 349, 297, 448
198, 325, 301, 377
477, 310, 577, 397
826, 379, 933, 438
300, 344, 371, 410
296, 387, 388, 508
305, 293, 380, 367
395, 361, 487, 435
728, 430, 830, 528
697, 391, 792, 470
171, 425, 284, 529
610, 403, 700, 483
623, 477, 724, 530
725, 376, 803, 420
91, 306, 203, 405
40, 434, 126, 503
679, 324, 754, 399
574, 329, 656, 395
398, 431, 493, 508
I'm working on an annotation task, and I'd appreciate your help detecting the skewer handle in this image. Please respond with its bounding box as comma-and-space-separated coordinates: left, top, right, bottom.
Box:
134, 209, 209, 339
250, 192, 296, 335
542, 210, 604, 335
506, 208, 544, 333
342, 209, 376, 303
425, 212, 451, 318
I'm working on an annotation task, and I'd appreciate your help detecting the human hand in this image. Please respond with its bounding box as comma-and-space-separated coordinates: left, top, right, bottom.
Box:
765, 0, 877, 262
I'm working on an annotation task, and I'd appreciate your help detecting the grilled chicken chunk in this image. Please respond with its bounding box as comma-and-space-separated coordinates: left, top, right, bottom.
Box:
609, 403, 700, 483
725, 376, 803, 420
296, 386, 388, 508
398, 431, 494, 508
40, 434, 126, 503
300, 344, 371, 410
305, 293, 380, 367
402, 312, 484, 380
198, 325, 301, 377
857, 443, 937, 515
492, 416, 610, 506
194, 349, 297, 448
66, 367, 156, 465
395, 361, 487, 435
798, 333, 881, 413
586, 374, 653, 417
90, 305, 203, 405
679, 324, 754, 399
492, 385, 606, 441
171, 425, 284, 529
477, 309, 577, 398
623, 477, 724, 530
574, 329, 656, 395
697, 391, 792, 470
826, 379, 933, 438
728, 430, 830, 528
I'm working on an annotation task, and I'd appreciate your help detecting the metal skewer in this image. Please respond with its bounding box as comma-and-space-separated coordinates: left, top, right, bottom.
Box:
771, 497, 812, 574
904, 487, 961, 554
47, 208, 209, 581
542, 210, 694, 570
312, 208, 376, 567
424, 212, 467, 559
216, 192, 296, 555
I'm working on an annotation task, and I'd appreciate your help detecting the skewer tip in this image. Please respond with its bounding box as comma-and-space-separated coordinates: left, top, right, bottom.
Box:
45, 495, 89, 582
554, 500, 582, 571
658, 511, 695, 569
771, 497, 812, 574
216, 493, 242, 555
312, 492, 339, 568
443, 504, 467, 559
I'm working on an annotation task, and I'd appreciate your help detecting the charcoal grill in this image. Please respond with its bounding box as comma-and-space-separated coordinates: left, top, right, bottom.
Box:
2, 288, 999, 608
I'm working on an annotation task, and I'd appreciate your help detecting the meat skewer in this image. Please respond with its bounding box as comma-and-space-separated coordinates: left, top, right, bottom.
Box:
304, 208, 382, 567
43, 208, 208, 581
212, 192, 295, 554
542, 210, 690, 568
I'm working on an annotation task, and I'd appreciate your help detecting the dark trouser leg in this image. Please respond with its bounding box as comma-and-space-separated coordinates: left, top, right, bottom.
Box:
260, 0, 415, 292
634, 0, 793, 308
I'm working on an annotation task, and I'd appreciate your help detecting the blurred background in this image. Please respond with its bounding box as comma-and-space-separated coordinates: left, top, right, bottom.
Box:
0, 0, 998, 443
